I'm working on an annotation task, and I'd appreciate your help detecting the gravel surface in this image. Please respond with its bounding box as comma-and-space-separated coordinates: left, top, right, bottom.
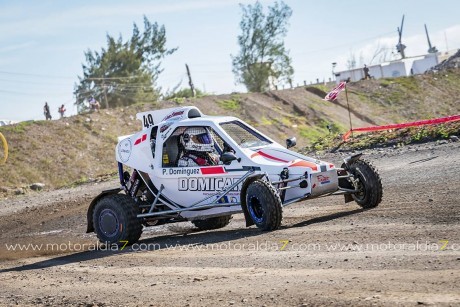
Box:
0, 141, 459, 306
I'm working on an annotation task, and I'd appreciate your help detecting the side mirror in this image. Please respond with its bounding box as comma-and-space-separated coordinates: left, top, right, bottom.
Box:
220, 151, 240, 165
286, 137, 296, 149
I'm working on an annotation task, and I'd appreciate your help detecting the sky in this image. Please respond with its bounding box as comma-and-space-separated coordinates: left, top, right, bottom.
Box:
1, 0, 460, 122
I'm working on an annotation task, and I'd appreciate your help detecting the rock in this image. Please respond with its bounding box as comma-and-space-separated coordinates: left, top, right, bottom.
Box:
14, 188, 25, 195
450, 135, 459, 142
30, 183, 45, 191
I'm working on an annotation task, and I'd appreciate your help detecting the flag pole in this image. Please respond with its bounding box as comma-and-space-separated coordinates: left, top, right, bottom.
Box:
344, 83, 353, 138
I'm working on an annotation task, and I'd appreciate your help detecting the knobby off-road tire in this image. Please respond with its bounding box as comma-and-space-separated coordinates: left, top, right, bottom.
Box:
93, 194, 143, 245
349, 159, 383, 208
245, 179, 283, 231
192, 215, 232, 231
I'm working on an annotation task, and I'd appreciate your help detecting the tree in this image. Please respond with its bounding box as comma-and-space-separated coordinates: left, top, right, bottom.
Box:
369, 41, 391, 65
347, 51, 357, 70
74, 16, 177, 111
232, 1, 293, 92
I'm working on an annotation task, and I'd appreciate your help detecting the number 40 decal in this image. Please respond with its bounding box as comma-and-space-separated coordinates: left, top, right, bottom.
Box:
143, 114, 154, 128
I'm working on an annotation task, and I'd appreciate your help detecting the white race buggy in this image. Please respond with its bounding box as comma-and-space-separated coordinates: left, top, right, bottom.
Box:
86, 106, 383, 244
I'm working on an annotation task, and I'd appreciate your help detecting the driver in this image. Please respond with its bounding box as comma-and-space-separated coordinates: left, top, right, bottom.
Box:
178, 127, 219, 167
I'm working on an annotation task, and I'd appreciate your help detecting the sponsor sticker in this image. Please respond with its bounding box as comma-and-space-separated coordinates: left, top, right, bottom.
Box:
160, 122, 172, 133
162, 110, 185, 122
118, 138, 132, 162
317, 175, 331, 185
178, 177, 241, 192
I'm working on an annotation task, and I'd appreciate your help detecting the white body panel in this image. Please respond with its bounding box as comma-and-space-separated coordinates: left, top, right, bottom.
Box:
116, 106, 339, 219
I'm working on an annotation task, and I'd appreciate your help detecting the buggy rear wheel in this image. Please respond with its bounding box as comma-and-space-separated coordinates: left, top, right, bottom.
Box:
245, 179, 283, 231
92, 194, 143, 245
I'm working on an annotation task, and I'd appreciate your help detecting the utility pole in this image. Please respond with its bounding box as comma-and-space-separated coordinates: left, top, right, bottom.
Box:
102, 81, 109, 109
396, 15, 406, 59
185, 64, 196, 97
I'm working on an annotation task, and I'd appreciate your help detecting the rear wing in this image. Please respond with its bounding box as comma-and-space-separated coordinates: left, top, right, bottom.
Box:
136, 106, 203, 130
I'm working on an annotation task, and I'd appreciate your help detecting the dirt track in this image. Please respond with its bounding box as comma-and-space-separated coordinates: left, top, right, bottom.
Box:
0, 141, 459, 306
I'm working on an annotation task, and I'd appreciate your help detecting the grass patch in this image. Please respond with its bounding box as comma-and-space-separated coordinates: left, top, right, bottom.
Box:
217, 95, 241, 111
0, 120, 36, 134
298, 125, 327, 141
393, 76, 420, 92
302, 121, 460, 153
261, 116, 273, 126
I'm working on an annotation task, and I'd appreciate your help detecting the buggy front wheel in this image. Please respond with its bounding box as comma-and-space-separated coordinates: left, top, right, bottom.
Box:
245, 180, 283, 231
349, 160, 383, 209
92, 194, 143, 245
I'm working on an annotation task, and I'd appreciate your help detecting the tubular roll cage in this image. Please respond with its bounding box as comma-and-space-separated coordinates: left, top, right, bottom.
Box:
117, 161, 361, 220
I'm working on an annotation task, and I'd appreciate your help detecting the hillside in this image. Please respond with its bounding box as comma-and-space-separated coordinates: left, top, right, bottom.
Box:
1, 69, 460, 192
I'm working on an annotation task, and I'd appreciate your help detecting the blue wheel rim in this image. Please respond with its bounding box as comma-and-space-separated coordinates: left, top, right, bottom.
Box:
248, 195, 264, 224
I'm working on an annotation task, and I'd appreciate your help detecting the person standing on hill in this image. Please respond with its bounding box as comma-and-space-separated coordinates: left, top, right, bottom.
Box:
363, 64, 371, 80
43, 102, 52, 120
58, 104, 66, 118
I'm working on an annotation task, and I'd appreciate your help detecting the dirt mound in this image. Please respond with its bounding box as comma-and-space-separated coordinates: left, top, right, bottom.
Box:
1, 71, 460, 191
431, 49, 460, 71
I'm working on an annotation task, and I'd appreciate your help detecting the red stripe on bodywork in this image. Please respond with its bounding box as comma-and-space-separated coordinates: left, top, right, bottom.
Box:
289, 160, 318, 171
201, 166, 226, 175
134, 134, 147, 145
252, 151, 289, 163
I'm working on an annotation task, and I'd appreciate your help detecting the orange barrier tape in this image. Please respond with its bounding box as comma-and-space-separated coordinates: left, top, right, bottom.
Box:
343, 114, 460, 141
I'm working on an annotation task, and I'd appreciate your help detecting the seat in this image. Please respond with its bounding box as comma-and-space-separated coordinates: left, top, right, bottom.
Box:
163, 135, 180, 167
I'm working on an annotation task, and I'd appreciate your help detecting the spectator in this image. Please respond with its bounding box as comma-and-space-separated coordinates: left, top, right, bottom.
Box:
43, 102, 52, 120
89, 96, 100, 112
58, 104, 66, 118
363, 64, 371, 80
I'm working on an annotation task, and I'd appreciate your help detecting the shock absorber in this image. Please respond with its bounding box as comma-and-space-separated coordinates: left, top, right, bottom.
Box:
279, 167, 289, 202
128, 170, 141, 198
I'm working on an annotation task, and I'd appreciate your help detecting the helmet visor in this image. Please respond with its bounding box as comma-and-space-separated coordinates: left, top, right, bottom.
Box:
191, 133, 212, 144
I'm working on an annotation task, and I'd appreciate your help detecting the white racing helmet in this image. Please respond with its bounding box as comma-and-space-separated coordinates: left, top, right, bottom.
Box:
181, 127, 214, 152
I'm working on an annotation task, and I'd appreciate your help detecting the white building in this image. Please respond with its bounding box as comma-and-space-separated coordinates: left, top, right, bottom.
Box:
0, 120, 17, 126
334, 53, 439, 83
